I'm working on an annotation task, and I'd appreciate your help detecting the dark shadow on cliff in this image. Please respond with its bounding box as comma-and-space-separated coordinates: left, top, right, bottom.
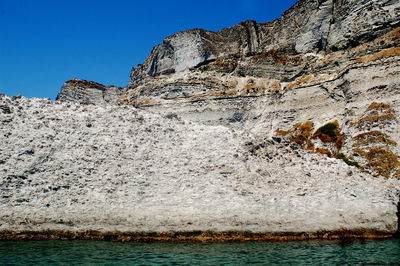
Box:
394, 199, 400, 238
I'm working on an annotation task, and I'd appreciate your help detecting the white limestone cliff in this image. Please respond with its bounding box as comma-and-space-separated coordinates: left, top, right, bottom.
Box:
0, 95, 399, 237
1, 0, 400, 240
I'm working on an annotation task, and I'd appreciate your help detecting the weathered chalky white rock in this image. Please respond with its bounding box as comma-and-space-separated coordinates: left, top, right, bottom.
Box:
1, 0, 400, 240
1, 95, 399, 237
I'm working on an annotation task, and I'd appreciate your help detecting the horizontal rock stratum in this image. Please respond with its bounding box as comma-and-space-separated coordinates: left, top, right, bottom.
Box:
1, 0, 400, 241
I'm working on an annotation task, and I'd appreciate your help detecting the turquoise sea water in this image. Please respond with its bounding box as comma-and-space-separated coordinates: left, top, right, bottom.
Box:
1, 239, 400, 265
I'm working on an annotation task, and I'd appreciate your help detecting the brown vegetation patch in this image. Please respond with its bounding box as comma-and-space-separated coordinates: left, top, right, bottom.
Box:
356, 114, 396, 125
252, 50, 303, 65
241, 83, 265, 94
367, 102, 392, 110
314, 133, 334, 143
385, 26, 400, 38
276, 121, 314, 148
270, 81, 281, 89
349, 102, 399, 177
276, 129, 291, 136
66, 79, 107, 91
305, 139, 314, 151
213, 89, 238, 97
353, 146, 399, 178
276, 120, 363, 167
294, 121, 314, 140
315, 148, 331, 156
311, 121, 344, 150
133, 98, 154, 106
317, 27, 400, 70
0, 230, 393, 242
214, 58, 235, 68
352, 131, 397, 146
335, 134, 345, 150
364, 148, 400, 178
395, 169, 400, 179
270, 88, 281, 94
285, 75, 313, 89
350, 27, 400, 55
354, 47, 400, 64
352, 102, 397, 129
352, 148, 366, 156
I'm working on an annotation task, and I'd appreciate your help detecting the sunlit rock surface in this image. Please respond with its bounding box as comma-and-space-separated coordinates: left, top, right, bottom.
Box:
56, 79, 124, 105
1, 95, 399, 236
1, 0, 400, 239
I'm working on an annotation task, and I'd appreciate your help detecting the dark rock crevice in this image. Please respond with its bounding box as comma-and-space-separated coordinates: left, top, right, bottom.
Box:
395, 197, 400, 238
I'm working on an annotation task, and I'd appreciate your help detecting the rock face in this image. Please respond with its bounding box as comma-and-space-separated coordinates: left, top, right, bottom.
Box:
1, 0, 400, 240
56, 79, 124, 105
1, 95, 399, 238
128, 0, 400, 86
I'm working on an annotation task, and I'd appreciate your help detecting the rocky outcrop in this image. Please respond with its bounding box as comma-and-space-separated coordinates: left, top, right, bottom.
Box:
56, 1, 400, 109
326, 0, 400, 51
127, 0, 400, 86
56, 79, 124, 105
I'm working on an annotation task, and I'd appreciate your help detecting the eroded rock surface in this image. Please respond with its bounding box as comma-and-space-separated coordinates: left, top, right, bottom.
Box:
128, 0, 400, 86
1, 0, 400, 239
56, 79, 124, 105
0, 95, 399, 236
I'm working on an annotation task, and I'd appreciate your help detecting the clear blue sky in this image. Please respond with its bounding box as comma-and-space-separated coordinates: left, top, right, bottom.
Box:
0, 0, 298, 99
